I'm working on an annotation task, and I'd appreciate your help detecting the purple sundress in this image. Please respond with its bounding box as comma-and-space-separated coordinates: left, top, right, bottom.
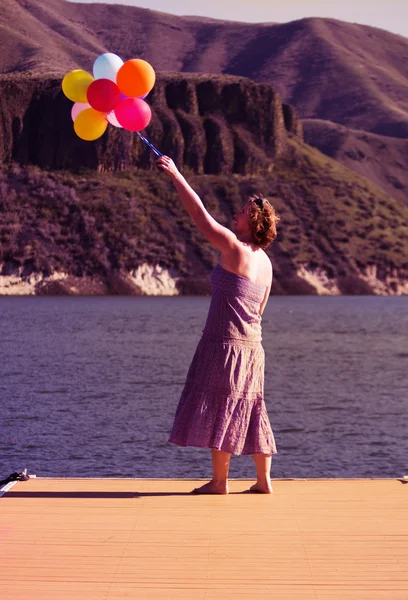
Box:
169, 264, 277, 456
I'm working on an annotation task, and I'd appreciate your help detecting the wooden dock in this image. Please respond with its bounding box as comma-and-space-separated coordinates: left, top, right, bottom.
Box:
1, 477, 407, 599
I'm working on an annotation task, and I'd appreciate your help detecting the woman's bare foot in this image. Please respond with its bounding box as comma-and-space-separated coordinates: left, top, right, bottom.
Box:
191, 480, 229, 494
249, 481, 273, 494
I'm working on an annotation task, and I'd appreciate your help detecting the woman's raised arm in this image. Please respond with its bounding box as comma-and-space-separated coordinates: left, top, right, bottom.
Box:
157, 156, 237, 252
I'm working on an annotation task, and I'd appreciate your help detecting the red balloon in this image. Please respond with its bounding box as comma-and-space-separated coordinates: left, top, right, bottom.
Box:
114, 98, 152, 132
87, 79, 120, 113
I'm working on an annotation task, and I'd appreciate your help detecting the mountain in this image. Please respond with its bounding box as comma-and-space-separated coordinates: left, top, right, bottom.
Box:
1, 0, 408, 206
1, 0, 407, 295
2, 0, 408, 136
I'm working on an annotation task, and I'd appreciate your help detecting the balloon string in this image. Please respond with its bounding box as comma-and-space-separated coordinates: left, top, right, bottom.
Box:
136, 132, 163, 157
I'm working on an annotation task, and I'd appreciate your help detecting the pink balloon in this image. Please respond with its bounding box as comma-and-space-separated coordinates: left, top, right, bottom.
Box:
71, 102, 90, 121
106, 111, 123, 128
114, 98, 152, 132
87, 79, 121, 113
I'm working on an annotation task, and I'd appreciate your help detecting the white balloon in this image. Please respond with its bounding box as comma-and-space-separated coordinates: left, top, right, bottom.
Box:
93, 53, 124, 82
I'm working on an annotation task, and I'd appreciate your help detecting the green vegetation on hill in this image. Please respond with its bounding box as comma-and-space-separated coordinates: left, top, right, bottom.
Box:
1, 138, 407, 294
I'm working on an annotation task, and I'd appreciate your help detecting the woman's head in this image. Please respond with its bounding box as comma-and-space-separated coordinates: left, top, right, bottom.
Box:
234, 195, 280, 249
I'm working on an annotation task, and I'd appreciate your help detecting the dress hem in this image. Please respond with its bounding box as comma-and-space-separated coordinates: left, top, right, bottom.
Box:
168, 439, 277, 457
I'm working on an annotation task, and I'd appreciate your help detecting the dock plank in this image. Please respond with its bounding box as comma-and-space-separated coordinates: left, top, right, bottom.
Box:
0, 478, 407, 599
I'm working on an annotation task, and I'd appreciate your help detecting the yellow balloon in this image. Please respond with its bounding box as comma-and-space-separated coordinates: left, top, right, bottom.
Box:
62, 70, 94, 103
74, 108, 108, 141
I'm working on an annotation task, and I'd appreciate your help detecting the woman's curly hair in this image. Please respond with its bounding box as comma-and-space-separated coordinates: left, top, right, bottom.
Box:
247, 195, 280, 250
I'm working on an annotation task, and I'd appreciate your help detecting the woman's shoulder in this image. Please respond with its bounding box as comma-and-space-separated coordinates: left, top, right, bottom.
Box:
220, 247, 272, 287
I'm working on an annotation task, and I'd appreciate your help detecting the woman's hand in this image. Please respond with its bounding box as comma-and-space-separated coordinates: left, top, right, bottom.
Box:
156, 155, 180, 179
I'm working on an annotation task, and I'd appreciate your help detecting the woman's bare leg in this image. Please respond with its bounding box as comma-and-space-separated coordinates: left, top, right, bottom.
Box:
250, 454, 273, 493
191, 449, 231, 494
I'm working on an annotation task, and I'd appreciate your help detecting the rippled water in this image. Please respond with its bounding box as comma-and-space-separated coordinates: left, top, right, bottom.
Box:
1, 296, 407, 480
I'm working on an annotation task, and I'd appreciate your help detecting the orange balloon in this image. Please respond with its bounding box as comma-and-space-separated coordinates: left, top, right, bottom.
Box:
116, 59, 155, 98
74, 108, 108, 141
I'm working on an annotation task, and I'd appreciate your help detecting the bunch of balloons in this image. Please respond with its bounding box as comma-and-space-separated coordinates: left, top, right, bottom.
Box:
62, 53, 156, 141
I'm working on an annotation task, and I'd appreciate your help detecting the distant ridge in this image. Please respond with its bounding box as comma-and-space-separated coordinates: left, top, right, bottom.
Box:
303, 119, 408, 206
1, 0, 408, 136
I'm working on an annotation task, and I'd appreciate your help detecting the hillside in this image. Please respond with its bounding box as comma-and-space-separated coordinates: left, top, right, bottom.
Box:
1, 133, 408, 296
303, 120, 408, 207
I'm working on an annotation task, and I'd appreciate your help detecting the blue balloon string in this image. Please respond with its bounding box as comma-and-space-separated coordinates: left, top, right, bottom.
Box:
136, 132, 163, 157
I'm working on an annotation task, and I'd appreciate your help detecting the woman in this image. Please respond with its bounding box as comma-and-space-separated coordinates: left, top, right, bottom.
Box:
157, 155, 279, 495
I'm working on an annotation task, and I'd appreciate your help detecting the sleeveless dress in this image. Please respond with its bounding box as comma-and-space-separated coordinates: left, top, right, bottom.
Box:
168, 264, 277, 456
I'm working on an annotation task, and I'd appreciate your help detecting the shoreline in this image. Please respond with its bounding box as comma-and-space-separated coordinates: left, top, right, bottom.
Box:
1, 263, 408, 296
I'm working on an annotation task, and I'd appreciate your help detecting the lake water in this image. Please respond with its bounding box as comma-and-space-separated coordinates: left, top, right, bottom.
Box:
1, 296, 407, 481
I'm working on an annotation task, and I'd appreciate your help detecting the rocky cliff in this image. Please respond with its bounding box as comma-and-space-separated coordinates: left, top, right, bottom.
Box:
0, 73, 294, 175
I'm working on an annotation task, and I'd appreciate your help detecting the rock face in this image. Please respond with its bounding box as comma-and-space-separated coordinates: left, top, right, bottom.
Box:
283, 104, 303, 140
0, 73, 295, 175
0, 264, 180, 296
